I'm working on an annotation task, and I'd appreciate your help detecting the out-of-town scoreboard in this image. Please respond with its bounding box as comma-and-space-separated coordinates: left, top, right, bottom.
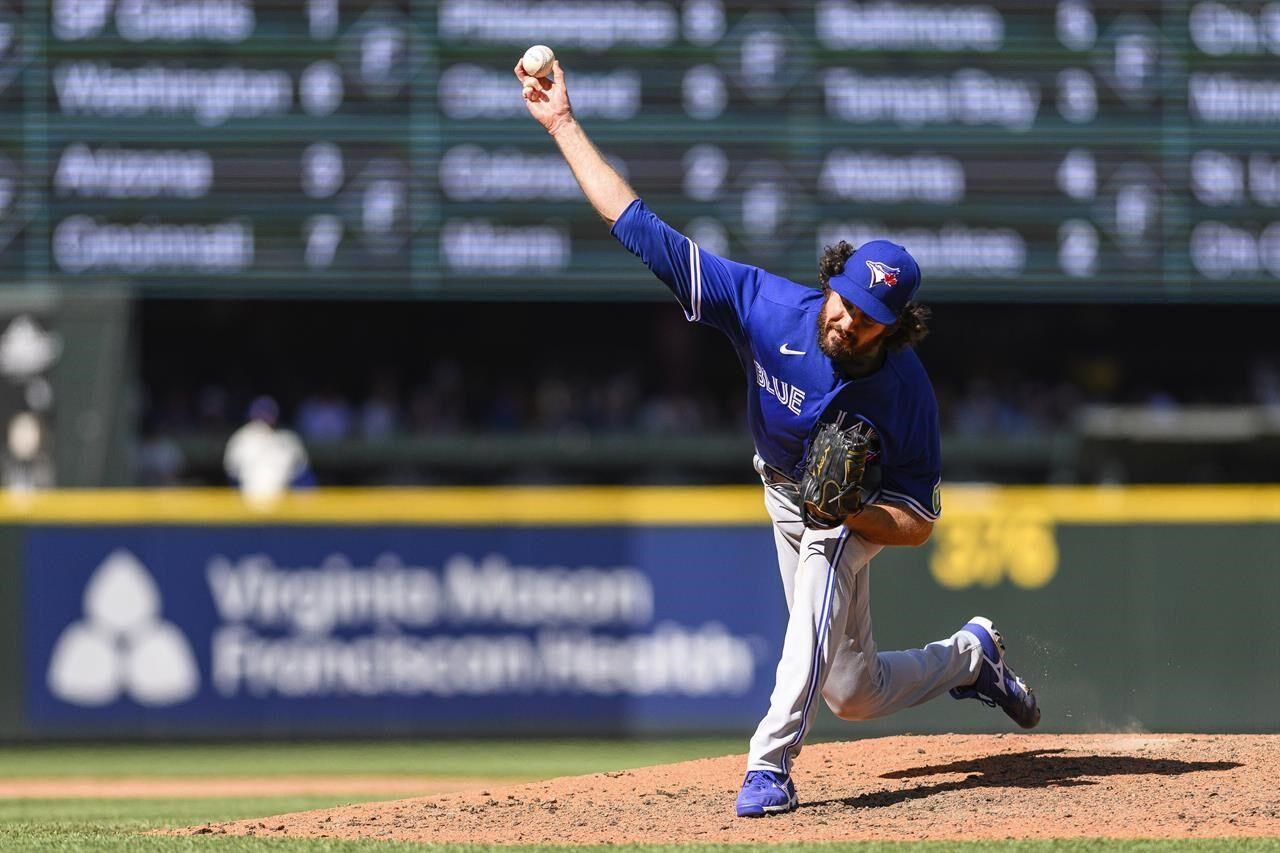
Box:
3, 0, 1278, 298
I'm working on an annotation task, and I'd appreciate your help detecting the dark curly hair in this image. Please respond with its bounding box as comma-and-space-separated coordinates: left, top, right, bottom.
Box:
818, 241, 930, 352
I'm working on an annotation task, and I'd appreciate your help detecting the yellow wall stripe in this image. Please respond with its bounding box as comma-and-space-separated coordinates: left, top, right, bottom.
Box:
0, 487, 765, 526
940, 485, 1280, 523
1, 485, 1279, 525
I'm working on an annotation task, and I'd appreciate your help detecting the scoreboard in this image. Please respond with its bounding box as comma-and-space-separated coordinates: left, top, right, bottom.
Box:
4, 0, 1280, 299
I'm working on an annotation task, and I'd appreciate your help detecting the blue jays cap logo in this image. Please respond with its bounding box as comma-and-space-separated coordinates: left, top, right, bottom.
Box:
865, 260, 900, 288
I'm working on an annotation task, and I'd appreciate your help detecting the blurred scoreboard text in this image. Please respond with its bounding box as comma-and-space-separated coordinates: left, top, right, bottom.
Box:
0, 0, 1278, 298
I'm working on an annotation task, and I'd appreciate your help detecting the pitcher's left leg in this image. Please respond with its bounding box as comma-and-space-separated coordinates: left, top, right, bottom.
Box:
745, 527, 878, 777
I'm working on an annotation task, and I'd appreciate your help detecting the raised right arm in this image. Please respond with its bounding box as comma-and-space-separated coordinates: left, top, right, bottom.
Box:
516, 56, 763, 334
516, 58, 637, 224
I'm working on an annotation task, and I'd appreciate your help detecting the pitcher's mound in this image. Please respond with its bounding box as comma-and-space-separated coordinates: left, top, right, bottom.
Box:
178, 734, 1280, 843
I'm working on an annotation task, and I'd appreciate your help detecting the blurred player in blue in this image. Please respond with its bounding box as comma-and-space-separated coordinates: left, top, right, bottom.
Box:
518, 58, 1040, 817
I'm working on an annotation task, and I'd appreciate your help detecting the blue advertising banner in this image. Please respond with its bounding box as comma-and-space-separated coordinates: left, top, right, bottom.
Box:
23, 526, 784, 735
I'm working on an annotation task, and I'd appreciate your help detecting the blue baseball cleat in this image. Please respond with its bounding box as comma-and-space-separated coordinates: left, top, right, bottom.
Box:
735, 770, 798, 817
951, 616, 1041, 729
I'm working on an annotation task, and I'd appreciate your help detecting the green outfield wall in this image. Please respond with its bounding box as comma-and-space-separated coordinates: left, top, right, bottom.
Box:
3, 486, 1278, 740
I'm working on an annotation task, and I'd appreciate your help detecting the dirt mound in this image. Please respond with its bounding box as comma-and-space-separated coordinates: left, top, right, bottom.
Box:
176, 734, 1280, 843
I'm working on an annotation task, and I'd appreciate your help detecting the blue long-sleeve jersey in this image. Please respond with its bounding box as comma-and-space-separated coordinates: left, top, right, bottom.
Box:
611, 198, 942, 521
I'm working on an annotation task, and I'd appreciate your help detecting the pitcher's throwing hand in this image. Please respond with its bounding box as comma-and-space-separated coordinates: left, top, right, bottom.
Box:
514, 56, 573, 136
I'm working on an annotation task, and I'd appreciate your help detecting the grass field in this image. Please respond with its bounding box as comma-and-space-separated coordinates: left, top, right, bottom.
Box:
0, 740, 1274, 852
0, 739, 743, 779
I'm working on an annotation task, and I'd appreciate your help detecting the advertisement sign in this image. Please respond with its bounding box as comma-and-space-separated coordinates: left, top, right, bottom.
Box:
23, 525, 783, 734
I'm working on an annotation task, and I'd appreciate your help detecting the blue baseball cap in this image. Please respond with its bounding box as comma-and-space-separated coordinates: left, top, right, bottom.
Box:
826, 240, 922, 326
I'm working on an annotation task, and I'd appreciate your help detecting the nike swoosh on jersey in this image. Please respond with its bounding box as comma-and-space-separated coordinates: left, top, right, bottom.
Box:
779, 344, 806, 356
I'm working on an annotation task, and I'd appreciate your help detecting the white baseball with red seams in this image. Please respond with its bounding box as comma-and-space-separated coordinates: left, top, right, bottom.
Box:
521, 45, 555, 78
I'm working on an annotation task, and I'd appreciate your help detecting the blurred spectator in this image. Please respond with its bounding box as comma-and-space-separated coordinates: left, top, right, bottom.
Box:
1252, 359, 1280, 408
592, 373, 641, 430
135, 430, 185, 486
405, 360, 467, 434
639, 391, 707, 434
296, 389, 353, 441
223, 396, 312, 505
483, 384, 525, 431
949, 378, 1004, 437
359, 373, 403, 439
197, 385, 231, 428
533, 376, 576, 431
3, 410, 54, 491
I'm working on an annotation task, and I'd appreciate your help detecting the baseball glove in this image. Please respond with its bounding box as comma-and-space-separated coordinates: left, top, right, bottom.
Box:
799, 416, 873, 530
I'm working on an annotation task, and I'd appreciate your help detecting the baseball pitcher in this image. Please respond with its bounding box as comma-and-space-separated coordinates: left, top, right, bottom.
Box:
517, 58, 1040, 817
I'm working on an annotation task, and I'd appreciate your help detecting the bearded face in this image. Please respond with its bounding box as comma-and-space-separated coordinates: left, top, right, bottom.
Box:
816, 287, 893, 363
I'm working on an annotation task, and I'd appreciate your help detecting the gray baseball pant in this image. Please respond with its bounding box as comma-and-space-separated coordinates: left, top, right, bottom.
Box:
747, 467, 984, 774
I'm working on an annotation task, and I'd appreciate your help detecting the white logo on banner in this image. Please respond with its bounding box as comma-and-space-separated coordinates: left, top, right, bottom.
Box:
46, 549, 199, 707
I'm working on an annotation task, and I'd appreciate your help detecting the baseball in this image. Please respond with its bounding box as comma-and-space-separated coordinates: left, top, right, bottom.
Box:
521, 44, 555, 78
